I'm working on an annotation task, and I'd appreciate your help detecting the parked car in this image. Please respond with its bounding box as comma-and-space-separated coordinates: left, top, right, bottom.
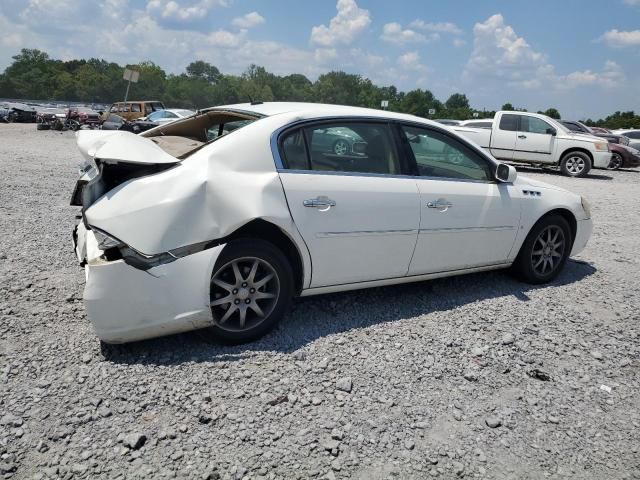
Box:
67, 107, 101, 129
454, 112, 612, 177
559, 120, 629, 146
459, 119, 494, 129
613, 129, 640, 141
433, 119, 461, 126
101, 100, 166, 122
142, 109, 195, 125
36, 107, 66, 130
70, 102, 593, 344
0, 107, 11, 122
608, 143, 640, 170
4, 103, 37, 122
100, 113, 129, 131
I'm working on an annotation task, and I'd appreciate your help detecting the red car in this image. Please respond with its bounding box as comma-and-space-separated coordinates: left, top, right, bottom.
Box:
66, 107, 101, 129
609, 142, 640, 170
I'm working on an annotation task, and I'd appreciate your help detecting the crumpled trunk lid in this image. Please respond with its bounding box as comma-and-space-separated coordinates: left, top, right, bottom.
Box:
71, 131, 180, 208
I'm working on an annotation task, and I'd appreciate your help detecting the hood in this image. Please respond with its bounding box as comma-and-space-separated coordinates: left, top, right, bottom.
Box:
563, 131, 607, 144
76, 130, 179, 165
514, 174, 571, 194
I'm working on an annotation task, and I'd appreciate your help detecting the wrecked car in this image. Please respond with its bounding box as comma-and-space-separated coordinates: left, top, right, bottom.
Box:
4, 102, 37, 122
71, 102, 593, 345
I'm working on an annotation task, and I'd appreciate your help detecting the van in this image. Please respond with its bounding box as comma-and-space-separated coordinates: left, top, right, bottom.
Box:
101, 101, 166, 122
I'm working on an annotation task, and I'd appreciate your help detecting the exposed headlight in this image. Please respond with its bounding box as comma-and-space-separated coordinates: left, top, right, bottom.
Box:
581, 197, 591, 220
594, 142, 610, 152
92, 228, 124, 250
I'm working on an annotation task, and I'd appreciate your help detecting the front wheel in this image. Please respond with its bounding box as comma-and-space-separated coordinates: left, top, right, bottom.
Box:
204, 239, 293, 344
607, 152, 623, 170
332, 139, 350, 156
512, 214, 572, 284
560, 152, 591, 177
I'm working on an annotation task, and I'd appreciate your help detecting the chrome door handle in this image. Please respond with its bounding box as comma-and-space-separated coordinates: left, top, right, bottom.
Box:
518, 134, 527, 139
303, 196, 336, 211
427, 199, 453, 210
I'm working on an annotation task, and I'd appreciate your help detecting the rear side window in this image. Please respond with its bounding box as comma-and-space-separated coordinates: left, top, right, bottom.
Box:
131, 104, 141, 113
499, 114, 519, 132
281, 129, 310, 170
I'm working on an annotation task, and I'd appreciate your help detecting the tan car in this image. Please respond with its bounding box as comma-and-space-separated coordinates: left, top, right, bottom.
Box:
101, 100, 166, 122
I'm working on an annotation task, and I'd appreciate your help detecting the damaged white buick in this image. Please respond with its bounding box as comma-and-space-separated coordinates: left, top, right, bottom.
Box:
71, 102, 593, 344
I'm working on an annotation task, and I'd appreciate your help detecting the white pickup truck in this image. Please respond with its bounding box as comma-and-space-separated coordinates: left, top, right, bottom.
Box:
453, 111, 612, 177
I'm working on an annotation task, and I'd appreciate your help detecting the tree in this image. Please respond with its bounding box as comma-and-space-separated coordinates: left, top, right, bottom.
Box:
445, 93, 469, 110
544, 108, 561, 119
185, 60, 221, 84
501, 103, 514, 111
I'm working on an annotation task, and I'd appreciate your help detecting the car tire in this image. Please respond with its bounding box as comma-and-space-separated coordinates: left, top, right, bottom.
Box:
332, 139, 350, 156
203, 238, 293, 344
511, 214, 572, 284
36, 123, 50, 131
606, 152, 623, 170
559, 151, 591, 177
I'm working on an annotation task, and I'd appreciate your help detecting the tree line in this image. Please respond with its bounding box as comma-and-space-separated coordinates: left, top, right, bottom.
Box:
1, 49, 638, 128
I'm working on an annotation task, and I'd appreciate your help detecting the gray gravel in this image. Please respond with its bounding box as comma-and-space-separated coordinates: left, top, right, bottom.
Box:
1, 123, 640, 479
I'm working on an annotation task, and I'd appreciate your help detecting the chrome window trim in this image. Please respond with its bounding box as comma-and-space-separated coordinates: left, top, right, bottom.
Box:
270, 115, 500, 177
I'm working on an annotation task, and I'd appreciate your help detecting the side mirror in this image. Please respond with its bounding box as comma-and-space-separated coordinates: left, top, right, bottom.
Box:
496, 163, 517, 183
546, 128, 557, 136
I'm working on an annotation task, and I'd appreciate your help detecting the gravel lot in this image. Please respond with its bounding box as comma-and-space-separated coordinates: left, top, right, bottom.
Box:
1, 123, 639, 480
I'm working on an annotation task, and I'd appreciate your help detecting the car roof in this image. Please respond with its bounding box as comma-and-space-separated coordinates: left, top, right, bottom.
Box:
209, 102, 443, 127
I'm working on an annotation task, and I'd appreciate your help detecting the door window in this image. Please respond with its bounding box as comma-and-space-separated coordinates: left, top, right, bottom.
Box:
521, 116, 553, 134
401, 125, 493, 182
282, 122, 400, 175
499, 114, 519, 131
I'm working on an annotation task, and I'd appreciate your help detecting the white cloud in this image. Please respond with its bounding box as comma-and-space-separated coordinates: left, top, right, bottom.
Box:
397, 51, 428, 74
409, 20, 462, 35
599, 29, 640, 47
310, 0, 371, 47
314, 48, 338, 63
564, 61, 625, 88
452, 38, 466, 48
623, 0, 640, 5
207, 29, 245, 48
146, 0, 227, 22
381, 22, 426, 45
231, 12, 265, 30
465, 14, 626, 93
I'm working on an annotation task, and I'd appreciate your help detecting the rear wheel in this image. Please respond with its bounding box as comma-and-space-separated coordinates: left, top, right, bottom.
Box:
512, 214, 572, 284
332, 139, 350, 155
607, 152, 623, 170
560, 151, 591, 177
204, 239, 293, 344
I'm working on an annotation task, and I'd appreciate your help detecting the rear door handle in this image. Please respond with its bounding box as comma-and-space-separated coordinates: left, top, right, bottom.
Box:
518, 134, 527, 139
303, 196, 336, 211
427, 199, 453, 211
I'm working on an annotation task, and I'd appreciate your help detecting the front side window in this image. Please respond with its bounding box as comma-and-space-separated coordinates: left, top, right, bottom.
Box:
521, 116, 552, 135
147, 111, 163, 122
401, 125, 493, 182
499, 114, 519, 131
304, 122, 399, 174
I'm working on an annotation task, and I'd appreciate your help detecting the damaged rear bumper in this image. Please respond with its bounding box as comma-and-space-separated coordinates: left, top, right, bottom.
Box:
76, 226, 224, 343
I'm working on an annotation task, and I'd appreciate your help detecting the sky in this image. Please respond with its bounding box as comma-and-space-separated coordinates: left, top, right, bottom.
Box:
0, 0, 639, 119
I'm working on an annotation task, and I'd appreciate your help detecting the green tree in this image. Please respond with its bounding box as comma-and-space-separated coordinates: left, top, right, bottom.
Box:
501, 103, 514, 111
544, 108, 561, 119
185, 60, 221, 84
445, 93, 470, 110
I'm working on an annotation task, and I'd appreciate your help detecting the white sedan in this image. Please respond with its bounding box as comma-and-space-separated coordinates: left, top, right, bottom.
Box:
141, 108, 195, 124
71, 102, 593, 344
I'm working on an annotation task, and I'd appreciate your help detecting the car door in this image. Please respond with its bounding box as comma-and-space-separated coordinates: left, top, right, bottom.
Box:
399, 124, 521, 275
490, 114, 519, 160
277, 121, 420, 287
514, 116, 556, 163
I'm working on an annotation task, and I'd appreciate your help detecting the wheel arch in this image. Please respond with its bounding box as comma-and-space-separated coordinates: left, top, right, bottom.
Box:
227, 218, 306, 295
558, 147, 593, 166
518, 208, 577, 258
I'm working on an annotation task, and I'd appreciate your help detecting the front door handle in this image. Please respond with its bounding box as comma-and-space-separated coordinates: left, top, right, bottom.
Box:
303, 196, 336, 211
518, 134, 527, 139
427, 199, 453, 211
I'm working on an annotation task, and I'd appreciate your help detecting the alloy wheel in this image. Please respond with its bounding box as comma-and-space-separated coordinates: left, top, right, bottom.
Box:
607, 153, 622, 170
333, 140, 349, 155
530, 225, 566, 276
210, 257, 280, 332
565, 156, 585, 175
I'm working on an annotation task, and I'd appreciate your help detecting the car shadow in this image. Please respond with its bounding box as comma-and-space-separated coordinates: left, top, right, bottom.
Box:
513, 165, 613, 180
102, 259, 597, 365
